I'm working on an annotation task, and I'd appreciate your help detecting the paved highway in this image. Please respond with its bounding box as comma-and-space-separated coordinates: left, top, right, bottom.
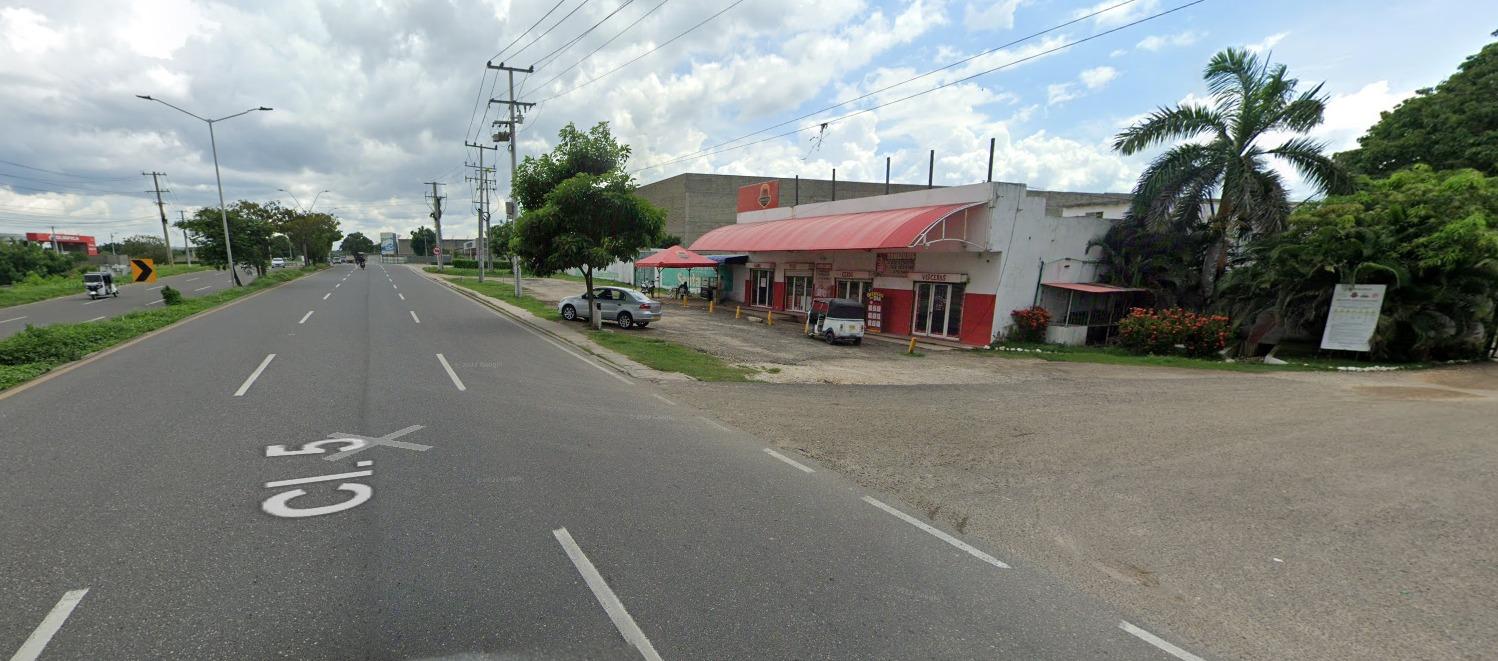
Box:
0, 263, 1205, 660
0, 267, 258, 340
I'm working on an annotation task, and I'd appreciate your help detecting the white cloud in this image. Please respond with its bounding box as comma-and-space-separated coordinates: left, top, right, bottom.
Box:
1109, 48, 1128, 58
1136, 30, 1203, 52
116, 0, 219, 59
1312, 80, 1412, 152
963, 0, 1025, 31
1079, 66, 1118, 89
1073, 0, 1159, 28
1246, 31, 1288, 54
1047, 82, 1079, 105
0, 7, 65, 55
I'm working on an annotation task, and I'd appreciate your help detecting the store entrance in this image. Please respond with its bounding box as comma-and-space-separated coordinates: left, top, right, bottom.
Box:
912, 282, 964, 338
751, 269, 773, 307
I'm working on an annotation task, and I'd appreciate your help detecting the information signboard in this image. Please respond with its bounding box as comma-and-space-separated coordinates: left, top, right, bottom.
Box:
1319, 284, 1386, 352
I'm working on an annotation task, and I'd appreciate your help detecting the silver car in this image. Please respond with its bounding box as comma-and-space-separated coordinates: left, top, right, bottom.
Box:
558, 286, 662, 329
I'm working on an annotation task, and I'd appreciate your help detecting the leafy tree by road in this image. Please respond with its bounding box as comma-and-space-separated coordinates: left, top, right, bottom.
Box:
1113, 47, 1351, 299
277, 211, 342, 265
0, 241, 75, 285
510, 122, 664, 328
175, 201, 277, 284
409, 226, 436, 256
1336, 41, 1498, 176
341, 231, 377, 255
121, 235, 170, 262
487, 222, 512, 260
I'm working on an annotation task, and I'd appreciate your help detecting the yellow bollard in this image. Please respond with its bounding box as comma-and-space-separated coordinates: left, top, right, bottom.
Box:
681, 294, 688, 307
803, 317, 810, 334
767, 310, 774, 326
735, 305, 741, 319
708, 300, 714, 314
907, 337, 918, 354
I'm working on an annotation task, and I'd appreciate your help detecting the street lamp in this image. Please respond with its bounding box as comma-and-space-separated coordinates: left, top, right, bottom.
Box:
277, 188, 330, 213
137, 94, 272, 286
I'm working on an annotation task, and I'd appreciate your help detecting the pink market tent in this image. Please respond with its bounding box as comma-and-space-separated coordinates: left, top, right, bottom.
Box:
636, 245, 718, 268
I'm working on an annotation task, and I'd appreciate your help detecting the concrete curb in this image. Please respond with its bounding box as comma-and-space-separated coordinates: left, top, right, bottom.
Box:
413, 267, 692, 383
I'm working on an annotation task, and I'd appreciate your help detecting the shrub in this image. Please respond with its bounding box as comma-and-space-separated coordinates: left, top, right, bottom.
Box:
1118, 307, 1231, 357
1008, 306, 1051, 343
161, 286, 183, 306
451, 258, 478, 269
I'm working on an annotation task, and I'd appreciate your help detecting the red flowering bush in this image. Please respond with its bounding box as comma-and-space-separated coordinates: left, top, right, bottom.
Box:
1117, 307, 1232, 357
1008, 306, 1052, 343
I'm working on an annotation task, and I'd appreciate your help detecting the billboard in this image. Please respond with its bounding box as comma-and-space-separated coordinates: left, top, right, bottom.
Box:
379, 232, 397, 255
1320, 284, 1386, 352
736, 180, 779, 212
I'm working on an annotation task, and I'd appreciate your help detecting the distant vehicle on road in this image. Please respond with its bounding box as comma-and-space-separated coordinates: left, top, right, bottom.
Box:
807, 297, 865, 345
558, 286, 661, 329
83, 271, 119, 299
271, 257, 286, 268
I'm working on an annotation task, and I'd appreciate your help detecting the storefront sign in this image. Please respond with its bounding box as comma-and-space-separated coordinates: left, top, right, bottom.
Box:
1320, 284, 1386, 352
908, 272, 969, 283
866, 291, 884, 333
875, 253, 915, 277
784, 262, 815, 270
736, 180, 780, 212
747, 262, 776, 270
813, 263, 834, 298
835, 270, 872, 280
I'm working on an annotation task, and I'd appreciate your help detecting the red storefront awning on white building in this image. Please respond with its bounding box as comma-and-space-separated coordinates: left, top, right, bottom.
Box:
689, 202, 984, 252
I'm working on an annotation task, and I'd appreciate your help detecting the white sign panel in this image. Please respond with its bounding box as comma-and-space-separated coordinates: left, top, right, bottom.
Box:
1320, 284, 1386, 352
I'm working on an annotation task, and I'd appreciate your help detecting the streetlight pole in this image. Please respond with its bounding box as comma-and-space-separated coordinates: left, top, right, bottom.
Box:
137, 95, 271, 287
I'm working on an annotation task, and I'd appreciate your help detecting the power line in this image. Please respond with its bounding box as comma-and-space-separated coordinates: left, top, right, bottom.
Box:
646, 0, 1142, 169
538, 0, 745, 103
0, 158, 137, 181
0, 180, 149, 197
0, 170, 151, 195
531, 0, 635, 72
532, 0, 670, 94
509, 0, 593, 63
634, 0, 1206, 174
490, 0, 569, 62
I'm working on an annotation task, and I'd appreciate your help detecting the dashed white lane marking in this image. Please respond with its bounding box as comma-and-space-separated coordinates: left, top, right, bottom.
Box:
193, 286, 211, 292
764, 448, 814, 473
322, 293, 331, 301
148, 285, 163, 291
652, 393, 676, 406
435, 353, 465, 391
552, 528, 663, 661
398, 293, 405, 301
81, 299, 102, 306
701, 417, 730, 433
409, 310, 421, 324
1118, 621, 1204, 661
233, 353, 277, 397
862, 496, 1011, 569
10, 588, 89, 661
298, 310, 314, 325
0, 316, 27, 324
146, 300, 163, 306
186, 277, 199, 282
85, 316, 106, 322
335, 283, 341, 288
391, 284, 398, 290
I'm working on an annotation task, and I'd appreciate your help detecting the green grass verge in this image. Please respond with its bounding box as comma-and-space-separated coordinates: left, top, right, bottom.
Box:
439, 274, 559, 320
0, 264, 213, 309
423, 266, 514, 278
587, 330, 755, 382
0, 266, 323, 391
985, 341, 1435, 372
546, 271, 633, 288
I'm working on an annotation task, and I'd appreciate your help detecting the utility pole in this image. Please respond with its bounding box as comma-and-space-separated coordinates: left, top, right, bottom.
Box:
179, 211, 192, 265
50, 225, 58, 253
464, 142, 498, 283
424, 182, 446, 271
143, 171, 175, 264
109, 233, 117, 257
487, 61, 536, 299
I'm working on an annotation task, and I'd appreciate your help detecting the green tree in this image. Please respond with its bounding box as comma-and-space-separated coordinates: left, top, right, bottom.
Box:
510, 122, 665, 328
175, 201, 276, 284
121, 235, 170, 262
409, 226, 436, 256
487, 222, 512, 260
655, 233, 683, 248
269, 234, 294, 258
0, 241, 74, 285
278, 211, 342, 264
1114, 47, 1352, 299
1217, 166, 1498, 361
341, 232, 377, 255
1337, 41, 1498, 177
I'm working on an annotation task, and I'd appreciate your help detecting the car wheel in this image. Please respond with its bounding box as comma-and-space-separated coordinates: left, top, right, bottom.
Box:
616, 312, 634, 329
824, 330, 837, 344
561, 305, 577, 321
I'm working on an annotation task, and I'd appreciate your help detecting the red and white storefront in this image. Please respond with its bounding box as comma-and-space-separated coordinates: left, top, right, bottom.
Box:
25, 232, 98, 256
690, 181, 1114, 346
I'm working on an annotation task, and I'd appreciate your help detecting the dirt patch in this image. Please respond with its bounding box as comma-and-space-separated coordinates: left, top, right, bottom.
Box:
1353, 385, 1482, 400
1422, 366, 1498, 391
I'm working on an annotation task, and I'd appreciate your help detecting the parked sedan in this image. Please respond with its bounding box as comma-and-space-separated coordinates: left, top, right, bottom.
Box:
271, 257, 286, 268
558, 287, 661, 329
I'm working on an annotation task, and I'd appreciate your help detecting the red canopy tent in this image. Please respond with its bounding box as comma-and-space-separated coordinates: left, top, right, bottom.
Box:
635, 245, 718, 268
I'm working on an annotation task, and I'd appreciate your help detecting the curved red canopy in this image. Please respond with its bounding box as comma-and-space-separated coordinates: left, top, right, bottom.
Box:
635, 245, 718, 268
689, 202, 983, 252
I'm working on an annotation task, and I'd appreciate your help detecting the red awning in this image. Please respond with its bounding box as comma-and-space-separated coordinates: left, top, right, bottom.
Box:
635, 245, 719, 268
689, 202, 984, 252
1042, 282, 1147, 294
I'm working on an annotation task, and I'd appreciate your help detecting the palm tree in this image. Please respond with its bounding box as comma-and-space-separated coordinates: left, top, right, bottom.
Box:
1113, 47, 1352, 298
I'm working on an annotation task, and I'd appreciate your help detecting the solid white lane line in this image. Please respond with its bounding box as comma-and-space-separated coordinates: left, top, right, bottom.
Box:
435, 353, 465, 391
409, 310, 421, 324
233, 354, 277, 397
552, 528, 663, 661
398, 293, 405, 301
146, 300, 163, 306
764, 448, 815, 473
186, 277, 199, 282
862, 496, 1011, 569
1118, 621, 1204, 661
148, 285, 163, 291
701, 417, 731, 433
86, 316, 106, 322
10, 588, 89, 661
265, 470, 374, 489
322, 293, 331, 300
652, 393, 676, 406
193, 286, 211, 292
81, 299, 102, 306
1, 316, 27, 324
298, 310, 314, 324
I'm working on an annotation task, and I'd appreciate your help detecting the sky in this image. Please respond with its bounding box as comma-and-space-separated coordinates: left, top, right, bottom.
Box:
0, 0, 1492, 245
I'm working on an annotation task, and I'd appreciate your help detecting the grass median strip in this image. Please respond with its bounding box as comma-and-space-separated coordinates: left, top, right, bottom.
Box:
586, 330, 754, 382
0, 264, 213, 309
438, 274, 559, 320
0, 266, 322, 391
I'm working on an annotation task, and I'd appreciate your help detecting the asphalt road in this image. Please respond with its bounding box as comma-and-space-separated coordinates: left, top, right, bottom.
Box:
0, 267, 259, 340
0, 263, 1203, 660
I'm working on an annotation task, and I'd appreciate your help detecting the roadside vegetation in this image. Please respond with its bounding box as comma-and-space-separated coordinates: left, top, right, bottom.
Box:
0, 266, 323, 391
587, 329, 754, 382
438, 273, 558, 320
1, 243, 213, 309
986, 340, 1434, 372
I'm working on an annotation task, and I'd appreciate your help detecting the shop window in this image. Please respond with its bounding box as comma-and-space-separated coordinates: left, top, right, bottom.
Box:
836, 279, 872, 302
751, 269, 773, 307
913, 282, 965, 338
785, 275, 812, 311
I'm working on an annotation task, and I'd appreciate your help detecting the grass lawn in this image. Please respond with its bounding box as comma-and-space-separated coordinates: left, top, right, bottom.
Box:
587, 329, 755, 382
438, 274, 558, 320
546, 271, 633, 288
0, 263, 213, 309
0, 266, 322, 391
985, 341, 1434, 372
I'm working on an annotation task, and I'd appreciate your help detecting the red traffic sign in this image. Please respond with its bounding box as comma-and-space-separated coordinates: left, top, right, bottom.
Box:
432, 246, 442, 255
